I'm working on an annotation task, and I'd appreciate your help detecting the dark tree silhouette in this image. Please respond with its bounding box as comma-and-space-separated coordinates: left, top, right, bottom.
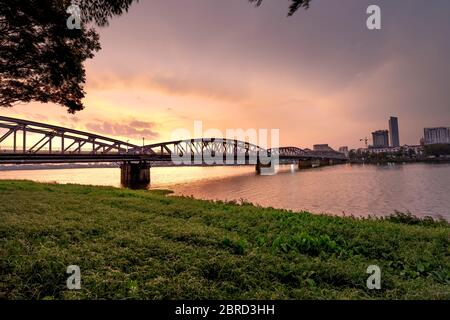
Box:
249, 0, 312, 16
0, 0, 138, 113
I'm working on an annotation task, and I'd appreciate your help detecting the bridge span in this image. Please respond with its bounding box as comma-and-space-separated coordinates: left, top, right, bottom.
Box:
0, 116, 348, 187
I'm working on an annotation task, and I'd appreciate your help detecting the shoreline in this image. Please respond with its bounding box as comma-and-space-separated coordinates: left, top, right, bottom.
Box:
2, 159, 450, 172
349, 157, 450, 165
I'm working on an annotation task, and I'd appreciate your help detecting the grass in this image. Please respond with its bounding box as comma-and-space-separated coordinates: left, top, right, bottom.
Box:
0, 180, 449, 300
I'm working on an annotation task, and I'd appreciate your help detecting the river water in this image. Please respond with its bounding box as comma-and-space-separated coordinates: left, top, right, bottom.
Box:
1, 163, 449, 220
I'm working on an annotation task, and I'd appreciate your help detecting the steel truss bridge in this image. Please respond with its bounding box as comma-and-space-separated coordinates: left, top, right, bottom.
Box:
0, 116, 347, 165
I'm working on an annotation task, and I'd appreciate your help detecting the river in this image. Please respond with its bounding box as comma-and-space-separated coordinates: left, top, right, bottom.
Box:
1, 163, 449, 220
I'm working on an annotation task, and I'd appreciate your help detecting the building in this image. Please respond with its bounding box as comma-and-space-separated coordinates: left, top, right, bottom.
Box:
423, 127, 450, 144
405, 145, 424, 156
367, 146, 400, 154
389, 116, 400, 147
371, 130, 389, 148
338, 146, 349, 157
365, 145, 424, 155
313, 144, 335, 152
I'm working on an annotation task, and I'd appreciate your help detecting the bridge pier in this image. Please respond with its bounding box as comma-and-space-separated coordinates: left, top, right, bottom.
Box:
120, 161, 151, 188
298, 160, 312, 169
309, 159, 319, 167
255, 159, 274, 175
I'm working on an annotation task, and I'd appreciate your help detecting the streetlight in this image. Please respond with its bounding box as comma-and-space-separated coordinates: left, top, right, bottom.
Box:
142, 137, 145, 153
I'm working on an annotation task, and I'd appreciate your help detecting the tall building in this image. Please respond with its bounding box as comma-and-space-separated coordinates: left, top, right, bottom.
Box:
423, 127, 450, 144
389, 116, 400, 147
372, 130, 389, 148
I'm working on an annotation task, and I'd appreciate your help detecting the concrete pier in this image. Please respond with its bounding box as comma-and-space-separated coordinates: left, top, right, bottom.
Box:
310, 159, 321, 167
298, 160, 312, 169
255, 159, 274, 175
120, 161, 150, 188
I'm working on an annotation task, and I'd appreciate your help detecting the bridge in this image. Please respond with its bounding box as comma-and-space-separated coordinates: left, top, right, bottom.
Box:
0, 116, 347, 186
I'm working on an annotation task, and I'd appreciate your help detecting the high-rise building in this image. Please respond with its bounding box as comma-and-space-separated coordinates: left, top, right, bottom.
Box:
372, 130, 389, 148
389, 116, 400, 147
423, 127, 450, 144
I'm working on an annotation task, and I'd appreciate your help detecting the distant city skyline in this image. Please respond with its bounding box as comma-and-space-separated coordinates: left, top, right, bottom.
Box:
2, 0, 450, 149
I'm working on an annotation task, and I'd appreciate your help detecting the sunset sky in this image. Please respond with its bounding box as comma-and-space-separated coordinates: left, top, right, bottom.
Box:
2, 0, 450, 149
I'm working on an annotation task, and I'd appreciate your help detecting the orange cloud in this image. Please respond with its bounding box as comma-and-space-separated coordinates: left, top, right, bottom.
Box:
85, 119, 159, 139
86, 72, 249, 103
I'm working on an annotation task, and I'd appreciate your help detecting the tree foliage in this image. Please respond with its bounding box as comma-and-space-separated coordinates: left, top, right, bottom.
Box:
249, 0, 312, 16
424, 144, 450, 156
0, 0, 137, 113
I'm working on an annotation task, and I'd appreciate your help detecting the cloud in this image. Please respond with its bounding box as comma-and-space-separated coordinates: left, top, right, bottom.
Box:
77, 0, 450, 148
85, 119, 159, 139
86, 72, 248, 103
9, 112, 49, 122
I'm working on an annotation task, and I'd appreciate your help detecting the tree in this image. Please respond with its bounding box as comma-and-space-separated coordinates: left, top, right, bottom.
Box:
348, 149, 356, 159
249, 0, 312, 16
424, 144, 450, 157
0, 0, 138, 113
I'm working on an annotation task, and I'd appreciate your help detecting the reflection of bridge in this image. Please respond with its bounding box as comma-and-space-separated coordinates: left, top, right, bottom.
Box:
0, 116, 347, 186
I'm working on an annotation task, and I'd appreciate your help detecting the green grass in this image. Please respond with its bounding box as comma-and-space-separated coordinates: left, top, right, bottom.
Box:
1, 180, 449, 300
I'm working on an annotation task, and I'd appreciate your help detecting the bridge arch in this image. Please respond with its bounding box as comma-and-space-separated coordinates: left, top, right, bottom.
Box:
141, 138, 268, 158
0, 116, 138, 154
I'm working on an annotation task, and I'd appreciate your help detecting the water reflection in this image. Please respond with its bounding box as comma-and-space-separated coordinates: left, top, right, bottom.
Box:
1, 163, 449, 220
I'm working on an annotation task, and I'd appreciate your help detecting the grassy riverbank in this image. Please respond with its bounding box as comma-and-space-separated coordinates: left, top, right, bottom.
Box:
1, 180, 449, 299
